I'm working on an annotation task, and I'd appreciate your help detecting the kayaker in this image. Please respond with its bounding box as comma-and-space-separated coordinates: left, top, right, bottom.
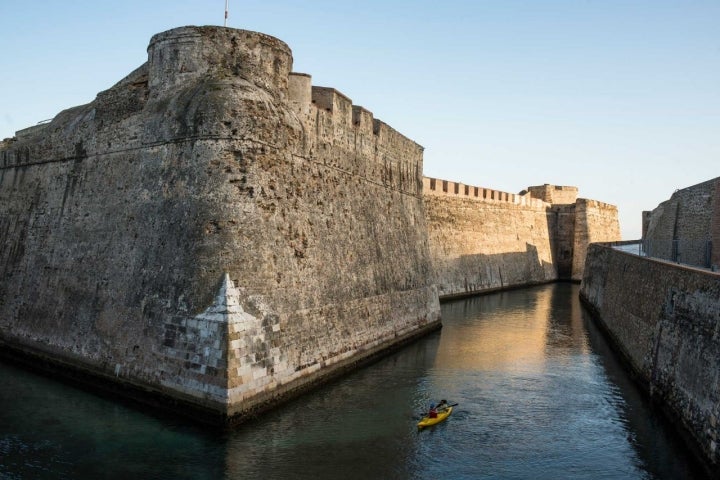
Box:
437, 399, 448, 411
428, 403, 438, 418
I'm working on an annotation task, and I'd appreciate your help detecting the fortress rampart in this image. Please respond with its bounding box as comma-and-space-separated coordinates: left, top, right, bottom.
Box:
0, 25, 622, 424
526, 184, 578, 205
0, 26, 439, 423
423, 177, 620, 297
423, 177, 546, 208
571, 198, 621, 280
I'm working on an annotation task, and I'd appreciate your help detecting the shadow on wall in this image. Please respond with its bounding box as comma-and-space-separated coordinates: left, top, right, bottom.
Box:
642, 177, 718, 270
547, 205, 577, 280
436, 243, 556, 299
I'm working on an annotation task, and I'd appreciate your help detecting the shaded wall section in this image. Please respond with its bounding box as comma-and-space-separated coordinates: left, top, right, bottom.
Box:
643, 177, 718, 269
550, 204, 576, 279
713, 178, 720, 269
580, 244, 720, 469
571, 199, 621, 280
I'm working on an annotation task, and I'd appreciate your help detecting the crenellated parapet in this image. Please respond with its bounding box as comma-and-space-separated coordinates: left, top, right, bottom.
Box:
423, 177, 548, 209
287, 75, 423, 196
146, 27, 292, 101
423, 176, 620, 296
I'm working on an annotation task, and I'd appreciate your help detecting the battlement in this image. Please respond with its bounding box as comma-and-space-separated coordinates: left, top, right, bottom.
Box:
285, 72, 423, 196
526, 184, 578, 205
423, 177, 548, 209
287, 73, 422, 150
2, 26, 424, 196
287, 72, 310, 97
310, 87, 352, 114
146, 26, 292, 100
575, 198, 618, 211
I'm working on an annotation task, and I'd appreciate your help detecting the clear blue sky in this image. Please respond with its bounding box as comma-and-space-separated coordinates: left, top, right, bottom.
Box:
2, 1, 718, 239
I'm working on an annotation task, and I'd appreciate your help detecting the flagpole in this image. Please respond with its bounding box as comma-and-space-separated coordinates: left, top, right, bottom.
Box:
224, 0, 229, 26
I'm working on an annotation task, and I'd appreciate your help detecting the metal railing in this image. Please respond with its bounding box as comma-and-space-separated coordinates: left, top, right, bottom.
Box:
611, 239, 715, 271
642, 239, 713, 269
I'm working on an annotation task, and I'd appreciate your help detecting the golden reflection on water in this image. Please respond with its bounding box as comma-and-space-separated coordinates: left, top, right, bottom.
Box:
435, 285, 589, 373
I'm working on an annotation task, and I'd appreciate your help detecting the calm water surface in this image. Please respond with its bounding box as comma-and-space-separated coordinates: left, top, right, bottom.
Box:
0, 284, 708, 479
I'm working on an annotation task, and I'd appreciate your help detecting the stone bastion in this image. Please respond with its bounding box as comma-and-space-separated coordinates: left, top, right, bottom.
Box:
0, 26, 441, 424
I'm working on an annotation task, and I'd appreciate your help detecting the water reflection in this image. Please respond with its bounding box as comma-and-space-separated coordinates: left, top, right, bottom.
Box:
437, 290, 550, 373
431, 285, 638, 479
221, 338, 442, 480
581, 307, 705, 479
0, 283, 709, 479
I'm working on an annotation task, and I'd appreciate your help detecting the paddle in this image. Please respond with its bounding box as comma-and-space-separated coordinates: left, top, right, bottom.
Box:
418, 402, 458, 417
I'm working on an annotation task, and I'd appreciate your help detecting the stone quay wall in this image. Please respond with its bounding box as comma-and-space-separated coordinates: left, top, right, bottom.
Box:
580, 244, 720, 469
423, 177, 620, 298
643, 177, 719, 269
0, 26, 440, 423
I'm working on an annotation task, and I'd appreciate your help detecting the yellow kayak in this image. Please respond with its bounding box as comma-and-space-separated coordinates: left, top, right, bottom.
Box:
417, 406, 453, 429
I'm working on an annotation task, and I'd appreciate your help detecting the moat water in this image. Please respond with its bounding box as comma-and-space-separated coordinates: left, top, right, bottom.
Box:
0, 284, 709, 479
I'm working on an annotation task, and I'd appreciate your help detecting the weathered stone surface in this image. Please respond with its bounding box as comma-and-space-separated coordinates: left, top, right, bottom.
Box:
526, 184, 578, 205
643, 177, 718, 269
424, 181, 555, 296
0, 24, 623, 424
580, 244, 720, 470
423, 178, 620, 297
713, 179, 720, 270
570, 199, 621, 280
0, 26, 440, 421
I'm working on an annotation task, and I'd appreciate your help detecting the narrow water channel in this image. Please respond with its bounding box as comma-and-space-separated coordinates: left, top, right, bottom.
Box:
0, 284, 708, 479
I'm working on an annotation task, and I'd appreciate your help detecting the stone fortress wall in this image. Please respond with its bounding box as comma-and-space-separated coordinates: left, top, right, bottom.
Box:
526, 184, 578, 205
571, 198, 622, 280
581, 176, 720, 471
0, 25, 621, 424
580, 244, 720, 470
0, 26, 440, 423
423, 178, 620, 298
642, 177, 719, 270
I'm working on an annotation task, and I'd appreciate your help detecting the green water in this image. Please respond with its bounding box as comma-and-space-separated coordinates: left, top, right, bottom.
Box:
0, 284, 708, 479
